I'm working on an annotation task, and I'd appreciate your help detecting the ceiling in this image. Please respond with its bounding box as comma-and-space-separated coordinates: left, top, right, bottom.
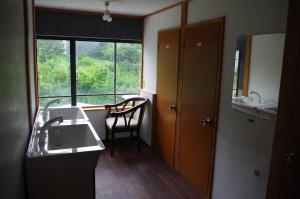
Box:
35, 0, 182, 16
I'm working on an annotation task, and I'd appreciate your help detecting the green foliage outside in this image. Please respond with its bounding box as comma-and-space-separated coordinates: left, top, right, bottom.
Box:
232, 71, 238, 97
233, 72, 238, 90
37, 40, 71, 98
37, 40, 141, 106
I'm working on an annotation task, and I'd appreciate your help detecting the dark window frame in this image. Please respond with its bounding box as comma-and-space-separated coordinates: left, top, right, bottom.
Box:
36, 36, 142, 107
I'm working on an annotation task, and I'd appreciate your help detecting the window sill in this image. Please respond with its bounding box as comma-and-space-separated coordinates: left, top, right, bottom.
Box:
82, 106, 106, 111
82, 105, 133, 112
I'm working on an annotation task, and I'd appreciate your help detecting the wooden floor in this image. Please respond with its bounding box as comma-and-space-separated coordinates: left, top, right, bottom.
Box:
95, 139, 203, 199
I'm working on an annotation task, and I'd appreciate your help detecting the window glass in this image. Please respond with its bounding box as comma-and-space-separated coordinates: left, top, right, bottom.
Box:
116, 43, 141, 94
76, 41, 114, 106
232, 50, 240, 97
39, 97, 71, 107
116, 94, 139, 104
37, 39, 141, 107
37, 39, 71, 106
77, 95, 114, 106
76, 41, 114, 95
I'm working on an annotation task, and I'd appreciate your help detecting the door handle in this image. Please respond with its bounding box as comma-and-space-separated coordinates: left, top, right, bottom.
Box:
168, 105, 176, 111
202, 118, 213, 127
284, 151, 296, 163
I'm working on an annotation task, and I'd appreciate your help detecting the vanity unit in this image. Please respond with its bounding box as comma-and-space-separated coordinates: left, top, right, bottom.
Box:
231, 33, 285, 121
26, 106, 105, 199
232, 96, 277, 120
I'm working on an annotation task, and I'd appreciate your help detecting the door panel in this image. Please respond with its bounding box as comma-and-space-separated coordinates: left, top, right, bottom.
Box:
153, 29, 180, 166
176, 19, 224, 196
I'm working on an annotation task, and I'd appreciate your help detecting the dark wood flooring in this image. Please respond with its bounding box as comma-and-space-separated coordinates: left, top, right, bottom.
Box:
95, 139, 203, 199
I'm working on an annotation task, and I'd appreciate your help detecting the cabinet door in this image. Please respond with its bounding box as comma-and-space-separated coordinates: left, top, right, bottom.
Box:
153, 29, 180, 166
176, 19, 224, 197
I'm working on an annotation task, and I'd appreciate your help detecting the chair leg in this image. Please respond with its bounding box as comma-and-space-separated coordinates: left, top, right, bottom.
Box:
137, 129, 141, 152
105, 126, 109, 142
110, 131, 115, 157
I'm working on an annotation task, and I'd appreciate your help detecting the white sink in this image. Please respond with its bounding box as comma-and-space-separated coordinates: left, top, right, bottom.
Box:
47, 123, 99, 151
232, 97, 277, 120
232, 97, 264, 109
49, 107, 89, 121
26, 108, 104, 199
257, 105, 277, 115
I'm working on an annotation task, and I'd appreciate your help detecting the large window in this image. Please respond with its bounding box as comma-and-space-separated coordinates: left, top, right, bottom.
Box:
76, 41, 115, 106
37, 39, 71, 106
232, 50, 240, 97
37, 38, 141, 107
116, 43, 141, 96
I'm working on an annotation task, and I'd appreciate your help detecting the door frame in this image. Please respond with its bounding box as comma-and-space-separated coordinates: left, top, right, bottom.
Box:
174, 17, 225, 199
266, 0, 299, 198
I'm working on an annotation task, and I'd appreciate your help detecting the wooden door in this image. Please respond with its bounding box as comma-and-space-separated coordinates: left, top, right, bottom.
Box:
175, 18, 224, 197
267, 0, 300, 198
153, 29, 180, 166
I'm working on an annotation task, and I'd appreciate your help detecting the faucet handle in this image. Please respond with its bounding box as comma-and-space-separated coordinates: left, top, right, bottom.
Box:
48, 115, 64, 125
56, 115, 64, 123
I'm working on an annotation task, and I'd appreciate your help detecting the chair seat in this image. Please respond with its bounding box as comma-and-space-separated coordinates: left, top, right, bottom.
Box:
106, 117, 138, 129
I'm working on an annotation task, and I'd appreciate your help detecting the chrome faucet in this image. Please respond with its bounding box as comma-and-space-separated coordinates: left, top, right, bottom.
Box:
250, 91, 262, 103
39, 115, 63, 147
43, 99, 60, 122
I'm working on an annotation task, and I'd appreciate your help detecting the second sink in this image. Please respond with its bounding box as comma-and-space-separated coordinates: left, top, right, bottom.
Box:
47, 123, 99, 151
49, 106, 89, 121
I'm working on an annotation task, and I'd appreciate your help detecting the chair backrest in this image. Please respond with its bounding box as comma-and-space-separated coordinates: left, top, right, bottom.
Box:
105, 97, 148, 128
130, 97, 148, 127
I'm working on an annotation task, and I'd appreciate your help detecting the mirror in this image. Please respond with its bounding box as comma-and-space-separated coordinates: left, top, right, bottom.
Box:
232, 33, 285, 118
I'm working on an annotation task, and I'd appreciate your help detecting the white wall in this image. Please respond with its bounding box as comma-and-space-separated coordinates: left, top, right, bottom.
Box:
248, 34, 285, 104
187, 0, 288, 199
0, 0, 32, 198
143, 5, 181, 93
143, 0, 289, 199
139, 89, 155, 145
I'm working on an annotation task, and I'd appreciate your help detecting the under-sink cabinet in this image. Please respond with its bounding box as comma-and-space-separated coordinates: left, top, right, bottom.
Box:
26, 106, 105, 199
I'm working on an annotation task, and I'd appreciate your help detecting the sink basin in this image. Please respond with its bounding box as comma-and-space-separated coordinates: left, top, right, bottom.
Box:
26, 108, 104, 199
27, 121, 104, 199
47, 123, 98, 151
49, 107, 89, 121
232, 97, 264, 109
265, 107, 277, 112
257, 105, 278, 115
232, 97, 278, 120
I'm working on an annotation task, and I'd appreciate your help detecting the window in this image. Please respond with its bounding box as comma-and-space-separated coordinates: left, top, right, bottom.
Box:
232, 50, 240, 97
116, 43, 141, 102
37, 39, 71, 106
37, 38, 141, 107
76, 41, 115, 105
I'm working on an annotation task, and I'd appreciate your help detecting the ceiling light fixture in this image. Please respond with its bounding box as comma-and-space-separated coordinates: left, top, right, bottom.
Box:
103, 1, 112, 22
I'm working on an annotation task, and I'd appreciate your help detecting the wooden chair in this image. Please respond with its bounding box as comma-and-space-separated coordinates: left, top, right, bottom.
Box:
104, 97, 148, 156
